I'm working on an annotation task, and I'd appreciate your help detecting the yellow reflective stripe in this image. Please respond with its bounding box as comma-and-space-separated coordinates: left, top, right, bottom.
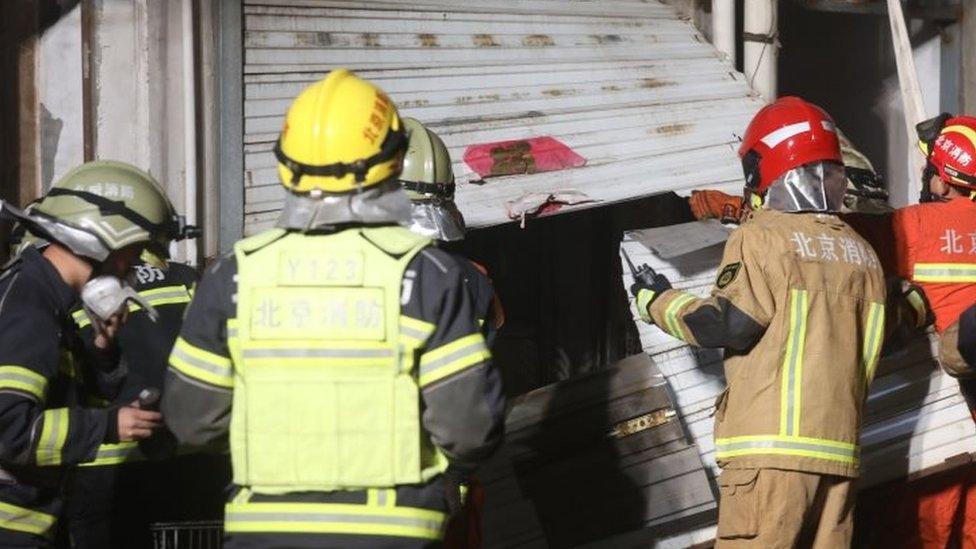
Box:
73, 285, 192, 327
913, 263, 976, 283
79, 442, 143, 467
35, 408, 69, 466
224, 501, 446, 539
636, 289, 656, 323
715, 435, 858, 465
779, 290, 808, 437
663, 292, 697, 341
419, 333, 490, 387
399, 316, 435, 347
0, 366, 47, 401
169, 337, 234, 389
862, 302, 885, 385
366, 488, 395, 508
71, 308, 88, 326
233, 487, 252, 505
0, 501, 56, 537
227, 318, 240, 341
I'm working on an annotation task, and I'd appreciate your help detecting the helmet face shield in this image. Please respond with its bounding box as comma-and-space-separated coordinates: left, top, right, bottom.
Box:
407, 200, 466, 242
765, 161, 847, 213
275, 180, 412, 231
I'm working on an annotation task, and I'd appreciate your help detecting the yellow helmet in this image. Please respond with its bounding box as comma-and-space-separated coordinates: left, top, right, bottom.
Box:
275, 69, 406, 194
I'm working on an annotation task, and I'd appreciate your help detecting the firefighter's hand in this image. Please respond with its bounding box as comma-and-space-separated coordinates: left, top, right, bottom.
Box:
630, 274, 672, 323
689, 190, 744, 224
117, 401, 162, 441
92, 310, 128, 350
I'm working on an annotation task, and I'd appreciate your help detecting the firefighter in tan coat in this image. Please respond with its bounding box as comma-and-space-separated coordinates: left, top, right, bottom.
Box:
632, 97, 886, 547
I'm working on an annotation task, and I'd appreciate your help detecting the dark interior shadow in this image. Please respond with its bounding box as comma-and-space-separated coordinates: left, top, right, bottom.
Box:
460, 193, 703, 546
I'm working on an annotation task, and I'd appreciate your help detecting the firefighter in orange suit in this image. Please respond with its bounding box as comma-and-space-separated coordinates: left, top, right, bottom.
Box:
861, 114, 976, 549
894, 115, 976, 379
631, 97, 886, 547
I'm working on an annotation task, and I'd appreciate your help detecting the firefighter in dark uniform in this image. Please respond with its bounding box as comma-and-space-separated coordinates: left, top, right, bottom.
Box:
161, 69, 505, 548
398, 117, 505, 547
0, 160, 179, 547
399, 117, 504, 344
66, 251, 231, 547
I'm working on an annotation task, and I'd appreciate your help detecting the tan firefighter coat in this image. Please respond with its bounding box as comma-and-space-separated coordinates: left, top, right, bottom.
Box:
647, 209, 886, 477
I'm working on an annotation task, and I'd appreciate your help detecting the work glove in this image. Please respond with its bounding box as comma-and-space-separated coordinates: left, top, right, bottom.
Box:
900, 281, 934, 330
688, 190, 745, 224
630, 274, 672, 324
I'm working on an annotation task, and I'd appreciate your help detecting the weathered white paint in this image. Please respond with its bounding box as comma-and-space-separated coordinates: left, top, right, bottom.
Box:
743, 0, 777, 101
37, 6, 84, 192
89, 0, 199, 263
241, 0, 763, 235
879, 32, 943, 208
712, 0, 736, 65
886, 0, 928, 205
181, 0, 198, 266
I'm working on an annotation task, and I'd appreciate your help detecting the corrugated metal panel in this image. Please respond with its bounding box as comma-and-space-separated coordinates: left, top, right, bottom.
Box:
620, 233, 976, 540
242, 0, 762, 235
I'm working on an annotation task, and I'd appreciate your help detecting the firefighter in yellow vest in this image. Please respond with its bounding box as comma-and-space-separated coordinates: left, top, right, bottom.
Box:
632, 98, 886, 547
161, 69, 505, 548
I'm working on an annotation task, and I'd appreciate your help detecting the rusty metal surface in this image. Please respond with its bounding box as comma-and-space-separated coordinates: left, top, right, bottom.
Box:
241, 0, 763, 235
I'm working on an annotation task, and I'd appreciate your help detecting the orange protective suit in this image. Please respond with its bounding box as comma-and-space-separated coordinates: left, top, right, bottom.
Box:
892, 197, 976, 334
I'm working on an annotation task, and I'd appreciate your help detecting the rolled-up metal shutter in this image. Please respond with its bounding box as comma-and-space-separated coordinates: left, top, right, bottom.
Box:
242, 0, 761, 235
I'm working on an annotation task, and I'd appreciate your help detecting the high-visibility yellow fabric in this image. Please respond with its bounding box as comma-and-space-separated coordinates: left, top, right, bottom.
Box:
35, 408, 69, 466
0, 366, 47, 402
230, 227, 440, 493
72, 284, 192, 328
0, 501, 56, 537
170, 337, 234, 389
224, 499, 446, 539
78, 442, 143, 467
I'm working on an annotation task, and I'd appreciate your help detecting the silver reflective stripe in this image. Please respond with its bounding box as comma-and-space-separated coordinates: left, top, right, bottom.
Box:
42, 410, 63, 455
242, 348, 394, 359
716, 438, 856, 459
227, 327, 239, 339
0, 371, 45, 399
419, 341, 486, 379
142, 289, 191, 303
0, 506, 54, 534
96, 445, 139, 461
914, 265, 976, 280
781, 290, 807, 436
226, 511, 441, 530
399, 324, 429, 341
862, 302, 884, 380
375, 490, 387, 506
171, 344, 233, 378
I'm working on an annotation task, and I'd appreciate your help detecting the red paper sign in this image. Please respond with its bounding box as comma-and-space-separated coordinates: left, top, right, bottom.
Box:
463, 136, 585, 178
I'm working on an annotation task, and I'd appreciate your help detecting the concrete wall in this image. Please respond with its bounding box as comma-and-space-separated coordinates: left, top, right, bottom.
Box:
32, 0, 208, 263
37, 6, 83, 191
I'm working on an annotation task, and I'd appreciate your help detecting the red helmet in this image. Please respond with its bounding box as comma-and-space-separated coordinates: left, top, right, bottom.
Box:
738, 97, 842, 193
920, 116, 976, 191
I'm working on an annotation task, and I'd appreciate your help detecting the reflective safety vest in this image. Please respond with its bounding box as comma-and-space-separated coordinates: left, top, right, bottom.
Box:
893, 197, 976, 333
229, 227, 444, 494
